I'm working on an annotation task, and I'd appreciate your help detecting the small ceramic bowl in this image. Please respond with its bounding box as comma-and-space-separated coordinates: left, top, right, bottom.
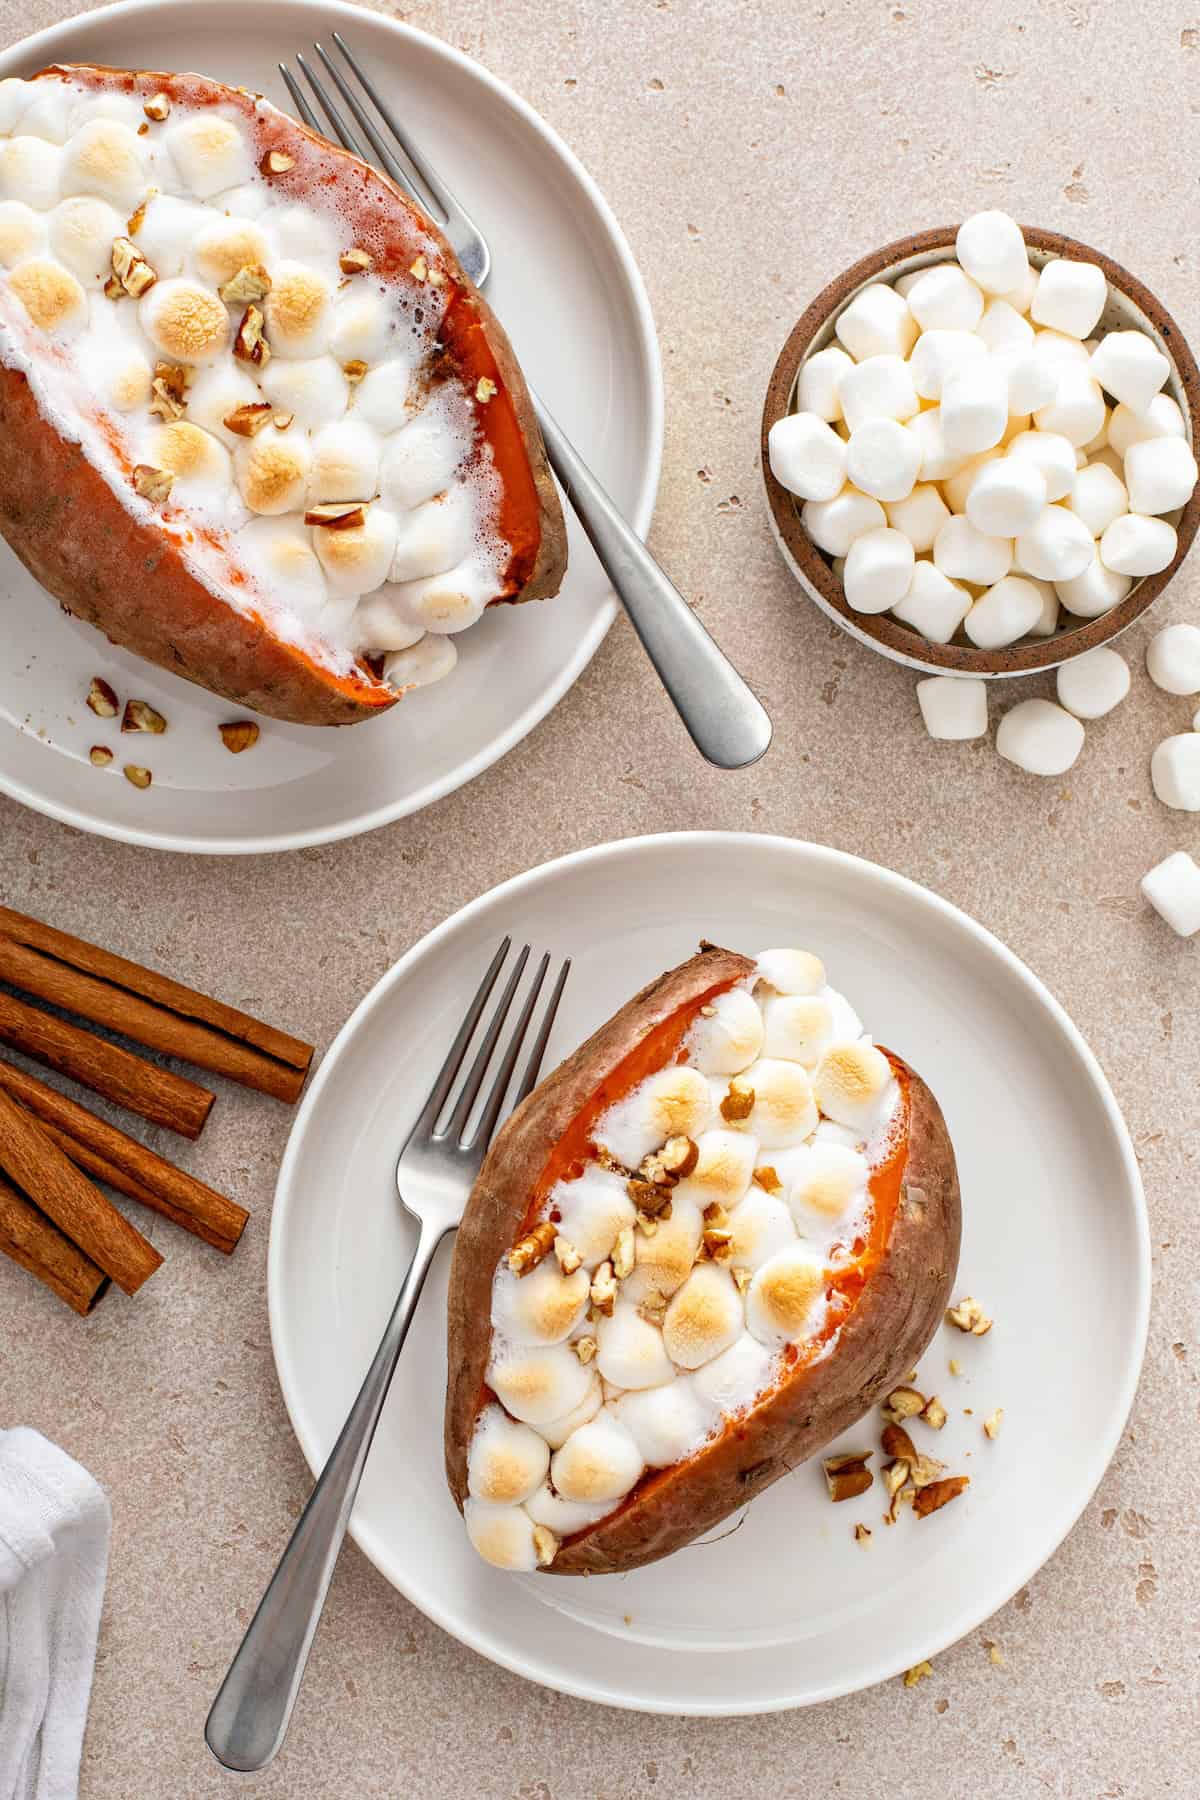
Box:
761, 225, 1200, 678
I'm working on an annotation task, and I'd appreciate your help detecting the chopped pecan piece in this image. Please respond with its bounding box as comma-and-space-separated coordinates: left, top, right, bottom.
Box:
122, 763, 152, 789
475, 375, 497, 402
921, 1395, 948, 1430
553, 1236, 582, 1276
753, 1164, 782, 1194
590, 1260, 617, 1317
233, 304, 270, 367
882, 1385, 926, 1422
822, 1451, 873, 1503
88, 745, 114, 767
132, 464, 173, 503
111, 235, 157, 297
339, 247, 373, 274
880, 1422, 918, 1464
260, 148, 295, 176
531, 1524, 558, 1567
86, 676, 118, 718
612, 1225, 635, 1280
572, 1334, 597, 1365
220, 263, 272, 305
143, 92, 171, 122
409, 254, 428, 281
121, 698, 166, 735
854, 1522, 872, 1545
912, 1475, 970, 1518
219, 720, 260, 754
342, 358, 368, 385
223, 402, 274, 438
903, 1661, 933, 1688
983, 1407, 1003, 1440
305, 503, 368, 530
946, 1295, 993, 1336
719, 1077, 755, 1122
507, 1220, 557, 1276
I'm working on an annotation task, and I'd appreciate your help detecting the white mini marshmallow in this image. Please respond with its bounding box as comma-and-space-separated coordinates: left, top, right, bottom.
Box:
352, 357, 418, 435
1030, 259, 1107, 339
308, 420, 380, 504
387, 567, 487, 637
801, 486, 886, 556
549, 1415, 644, 1504
1015, 505, 1095, 581
746, 1243, 825, 1346
908, 407, 968, 483
842, 526, 915, 612
616, 1381, 712, 1469
0, 199, 44, 266
964, 575, 1045, 648
1026, 576, 1060, 635
1123, 437, 1199, 516
965, 455, 1047, 536
976, 298, 1033, 353
1006, 430, 1077, 502
663, 1263, 744, 1369
761, 993, 833, 1068
550, 1165, 635, 1270
1146, 623, 1200, 695
491, 1258, 590, 1346
1081, 407, 1111, 455
597, 1065, 712, 1167
463, 1500, 539, 1572
537, 1373, 603, 1449
1108, 394, 1186, 456
1140, 852, 1200, 936
352, 594, 424, 654
382, 635, 458, 690
955, 211, 1028, 296
1099, 513, 1177, 577
991, 343, 1059, 416
259, 356, 351, 429
892, 269, 925, 299
48, 195, 123, 280
1089, 331, 1170, 413
834, 282, 917, 361
916, 674, 988, 740
685, 987, 764, 1075
690, 1332, 773, 1416
996, 698, 1085, 775
237, 517, 328, 619
940, 447, 1002, 513
1151, 734, 1200, 809
673, 1130, 758, 1214
1055, 646, 1130, 718
812, 1041, 893, 1134
1036, 327, 1091, 367
1034, 368, 1107, 447
330, 289, 392, 364
998, 260, 1037, 313
892, 562, 971, 643
940, 356, 1009, 454
908, 328, 987, 402
1055, 553, 1131, 618
907, 262, 984, 333
525, 1480, 609, 1537
129, 193, 209, 276
933, 514, 1012, 585
467, 1405, 550, 1505
754, 949, 825, 995
726, 1189, 796, 1271
845, 419, 920, 502
797, 345, 854, 422
884, 483, 950, 553
595, 1301, 675, 1390
768, 411, 847, 502
838, 355, 919, 431
390, 490, 475, 585
379, 413, 464, 511
487, 1341, 594, 1426
1068, 461, 1128, 536
163, 112, 253, 198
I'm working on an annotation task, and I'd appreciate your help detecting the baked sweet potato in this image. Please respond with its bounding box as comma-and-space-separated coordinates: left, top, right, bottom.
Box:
0, 64, 566, 725
445, 942, 960, 1576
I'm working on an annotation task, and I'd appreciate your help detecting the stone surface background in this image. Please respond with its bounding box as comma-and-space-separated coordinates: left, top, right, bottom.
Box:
0, 1, 1197, 1795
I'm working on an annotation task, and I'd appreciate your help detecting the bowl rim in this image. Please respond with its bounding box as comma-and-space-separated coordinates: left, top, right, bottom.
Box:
760, 224, 1200, 677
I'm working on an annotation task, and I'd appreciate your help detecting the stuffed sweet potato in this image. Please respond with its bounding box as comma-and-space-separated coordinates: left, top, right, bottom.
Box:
445, 942, 960, 1576
0, 64, 566, 724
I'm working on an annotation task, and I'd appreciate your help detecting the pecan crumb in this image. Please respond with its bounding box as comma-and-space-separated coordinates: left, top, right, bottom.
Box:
946, 1295, 993, 1336
305, 502, 367, 530
121, 698, 166, 735
122, 763, 152, 789
476, 375, 497, 403
220, 263, 272, 305
912, 1475, 970, 1518
854, 1522, 872, 1545
409, 255, 428, 281
921, 1395, 948, 1431
86, 676, 118, 718
903, 1661, 933, 1688
223, 402, 274, 438
273, 411, 294, 430
881, 1422, 918, 1464
219, 720, 260, 754
88, 745, 114, 767
882, 1385, 926, 1422
634, 1210, 659, 1237
260, 148, 295, 176
612, 1225, 635, 1280
720, 1076, 755, 1122
553, 1236, 582, 1276
731, 1265, 751, 1294
233, 304, 270, 367
823, 1451, 873, 1503
342, 358, 368, 385
983, 1407, 1003, 1440
531, 1524, 558, 1567
948, 1358, 963, 1377
752, 1164, 781, 1194
339, 247, 373, 274
132, 464, 173, 503
111, 235, 157, 297
572, 1334, 597, 1365
507, 1220, 557, 1276
148, 361, 188, 421
143, 92, 171, 122
590, 1260, 617, 1316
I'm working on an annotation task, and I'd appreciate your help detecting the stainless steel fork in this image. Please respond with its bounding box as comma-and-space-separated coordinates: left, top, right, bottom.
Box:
205, 938, 570, 1772
278, 33, 772, 772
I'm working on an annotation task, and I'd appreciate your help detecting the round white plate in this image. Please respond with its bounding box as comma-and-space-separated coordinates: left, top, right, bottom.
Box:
270, 832, 1148, 1714
0, 0, 662, 854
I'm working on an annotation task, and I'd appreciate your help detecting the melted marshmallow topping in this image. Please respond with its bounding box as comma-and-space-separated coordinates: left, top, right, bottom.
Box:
466, 949, 903, 1569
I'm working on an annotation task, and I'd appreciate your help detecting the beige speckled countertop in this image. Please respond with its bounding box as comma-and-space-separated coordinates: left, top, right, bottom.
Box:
1, 1, 1198, 1794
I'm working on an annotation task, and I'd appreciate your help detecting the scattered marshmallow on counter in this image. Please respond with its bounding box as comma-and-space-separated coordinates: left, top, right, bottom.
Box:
996, 698, 1085, 775
916, 675, 987, 740
1150, 733, 1200, 809
1140, 851, 1200, 937
1055, 646, 1130, 718
1146, 622, 1200, 695
772, 210, 1196, 654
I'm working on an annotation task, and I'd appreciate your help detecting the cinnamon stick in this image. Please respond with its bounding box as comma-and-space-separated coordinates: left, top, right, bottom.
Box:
0, 1170, 109, 1315
0, 1058, 248, 1254
0, 1088, 162, 1294
0, 908, 313, 1102
0, 988, 213, 1138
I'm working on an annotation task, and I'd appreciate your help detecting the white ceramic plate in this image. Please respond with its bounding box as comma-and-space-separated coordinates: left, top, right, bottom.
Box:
270, 832, 1148, 1714
0, 0, 662, 854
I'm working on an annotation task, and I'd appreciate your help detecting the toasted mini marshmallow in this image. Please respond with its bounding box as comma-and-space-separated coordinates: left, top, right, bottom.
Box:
6, 257, 86, 336
237, 516, 328, 620
184, 363, 265, 450
259, 355, 350, 429
550, 1165, 636, 1270
721, 1059, 817, 1150
382, 633, 458, 690
379, 411, 464, 511
538, 1371, 603, 1448
0, 137, 63, 211
491, 1258, 590, 1346
148, 422, 233, 505
377, 562, 486, 635
265, 260, 334, 358
616, 1379, 713, 1467
727, 1188, 798, 1271
781, 1140, 869, 1227
46, 194, 124, 281
390, 489, 476, 584
812, 1042, 894, 1135
236, 429, 312, 515
351, 592, 425, 654
331, 286, 392, 364
0, 200, 45, 268
621, 1194, 704, 1306
684, 987, 764, 1076
463, 1499, 540, 1571
690, 1331, 774, 1415
662, 1263, 743, 1369
193, 215, 273, 285
597, 1065, 712, 1168
746, 1244, 825, 1346
140, 277, 229, 364
549, 1415, 644, 1504
163, 111, 253, 198
673, 1129, 758, 1213
595, 1301, 675, 1389
487, 1341, 594, 1427
760, 994, 834, 1069
307, 419, 380, 504
755, 949, 825, 996
92, 341, 152, 413
60, 118, 145, 209
525, 1480, 610, 1536
467, 1404, 550, 1505
313, 504, 399, 595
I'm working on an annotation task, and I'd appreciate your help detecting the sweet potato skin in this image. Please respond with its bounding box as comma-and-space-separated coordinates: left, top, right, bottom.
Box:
445, 949, 962, 1576
0, 63, 567, 726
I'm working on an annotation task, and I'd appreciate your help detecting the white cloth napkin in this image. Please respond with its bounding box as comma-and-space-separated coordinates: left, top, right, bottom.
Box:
0, 1429, 110, 1800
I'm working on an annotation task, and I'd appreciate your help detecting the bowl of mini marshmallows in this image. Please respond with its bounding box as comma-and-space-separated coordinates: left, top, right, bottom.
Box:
761, 213, 1200, 689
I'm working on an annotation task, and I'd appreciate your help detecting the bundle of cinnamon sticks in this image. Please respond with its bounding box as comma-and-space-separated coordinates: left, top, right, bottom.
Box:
0, 906, 315, 1314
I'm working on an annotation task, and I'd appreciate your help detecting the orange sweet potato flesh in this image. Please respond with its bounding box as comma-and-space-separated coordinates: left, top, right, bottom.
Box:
444, 944, 961, 1576
0, 64, 567, 727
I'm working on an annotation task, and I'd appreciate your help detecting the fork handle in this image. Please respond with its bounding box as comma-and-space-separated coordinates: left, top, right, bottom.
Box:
531, 394, 773, 770
205, 1216, 448, 1772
